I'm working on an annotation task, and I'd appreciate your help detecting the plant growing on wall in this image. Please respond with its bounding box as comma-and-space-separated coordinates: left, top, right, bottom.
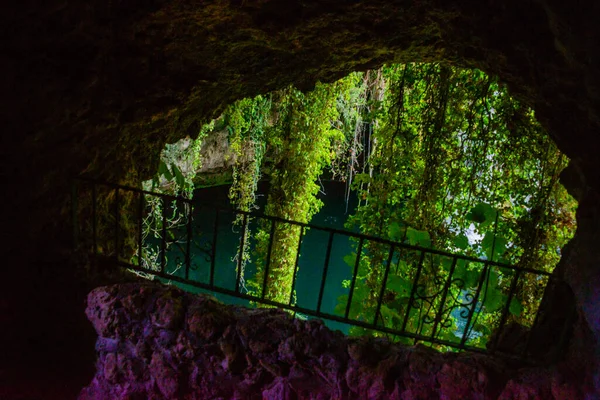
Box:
220, 95, 272, 291
134, 121, 215, 274
249, 78, 358, 303
336, 63, 576, 348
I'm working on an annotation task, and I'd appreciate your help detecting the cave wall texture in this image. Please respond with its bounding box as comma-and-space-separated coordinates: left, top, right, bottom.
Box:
80, 283, 583, 399
2, 0, 600, 397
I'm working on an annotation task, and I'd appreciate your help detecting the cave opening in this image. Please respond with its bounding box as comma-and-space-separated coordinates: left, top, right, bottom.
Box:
4, 1, 600, 398
72, 63, 579, 369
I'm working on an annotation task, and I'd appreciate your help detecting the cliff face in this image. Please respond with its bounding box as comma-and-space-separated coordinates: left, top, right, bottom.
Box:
3, 0, 600, 396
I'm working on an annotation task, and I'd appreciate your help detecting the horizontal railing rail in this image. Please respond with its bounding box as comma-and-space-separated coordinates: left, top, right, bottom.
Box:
72, 177, 573, 364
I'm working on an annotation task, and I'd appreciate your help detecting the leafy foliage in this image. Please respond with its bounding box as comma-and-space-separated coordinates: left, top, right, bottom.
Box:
335, 63, 576, 347
138, 62, 577, 352
250, 80, 355, 302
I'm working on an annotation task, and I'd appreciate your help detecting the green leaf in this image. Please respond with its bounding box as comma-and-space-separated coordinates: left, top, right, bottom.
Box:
334, 294, 348, 316
509, 298, 523, 317
487, 269, 500, 289
353, 282, 369, 303
387, 275, 412, 296
396, 260, 409, 274
406, 227, 431, 247
454, 261, 479, 288
481, 232, 507, 261
380, 305, 403, 325
171, 164, 186, 189
343, 253, 357, 267
473, 323, 492, 336
465, 270, 481, 288
453, 234, 469, 250
483, 289, 505, 312
158, 160, 173, 180
441, 257, 454, 272
389, 222, 405, 241
466, 202, 496, 226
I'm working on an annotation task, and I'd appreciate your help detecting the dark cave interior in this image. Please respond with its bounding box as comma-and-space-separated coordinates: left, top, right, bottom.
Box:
2, 0, 600, 398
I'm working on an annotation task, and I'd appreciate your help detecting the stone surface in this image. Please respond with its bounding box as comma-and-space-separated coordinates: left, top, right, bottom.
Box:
80, 283, 582, 399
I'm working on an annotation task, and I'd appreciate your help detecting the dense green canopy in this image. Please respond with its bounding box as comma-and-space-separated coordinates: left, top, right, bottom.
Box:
145, 63, 577, 347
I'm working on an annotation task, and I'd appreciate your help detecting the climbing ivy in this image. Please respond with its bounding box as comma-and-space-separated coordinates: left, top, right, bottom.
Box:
250, 79, 357, 303
336, 63, 576, 347
136, 62, 576, 352
221, 95, 272, 290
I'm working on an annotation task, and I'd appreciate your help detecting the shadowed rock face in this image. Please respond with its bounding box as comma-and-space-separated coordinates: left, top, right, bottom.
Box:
2, 0, 600, 397
80, 283, 582, 399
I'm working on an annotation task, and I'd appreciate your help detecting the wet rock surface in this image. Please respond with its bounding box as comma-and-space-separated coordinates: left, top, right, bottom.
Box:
80, 283, 581, 399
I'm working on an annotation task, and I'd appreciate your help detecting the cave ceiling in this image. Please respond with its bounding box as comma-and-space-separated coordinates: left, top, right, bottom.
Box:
4, 0, 600, 191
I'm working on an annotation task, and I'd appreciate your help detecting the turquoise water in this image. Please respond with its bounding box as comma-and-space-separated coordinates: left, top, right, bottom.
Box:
158, 181, 358, 334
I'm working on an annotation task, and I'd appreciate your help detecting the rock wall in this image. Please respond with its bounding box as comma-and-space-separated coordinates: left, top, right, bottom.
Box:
80, 283, 582, 399
195, 129, 237, 187
4, 0, 600, 396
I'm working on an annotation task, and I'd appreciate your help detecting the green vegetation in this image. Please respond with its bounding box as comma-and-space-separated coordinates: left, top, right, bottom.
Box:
249, 81, 351, 302
135, 121, 214, 273
139, 63, 577, 348
333, 64, 576, 347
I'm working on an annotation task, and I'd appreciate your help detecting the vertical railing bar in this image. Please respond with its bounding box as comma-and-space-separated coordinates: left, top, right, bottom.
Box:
185, 202, 193, 281
92, 184, 97, 257
235, 213, 249, 293
460, 262, 489, 348
262, 219, 276, 300
401, 250, 426, 332
373, 245, 395, 327
316, 231, 335, 313
210, 208, 220, 287
114, 188, 120, 261
160, 197, 168, 274
345, 238, 365, 320
288, 226, 305, 306
138, 192, 144, 269
489, 269, 521, 353
431, 256, 459, 340
71, 182, 79, 249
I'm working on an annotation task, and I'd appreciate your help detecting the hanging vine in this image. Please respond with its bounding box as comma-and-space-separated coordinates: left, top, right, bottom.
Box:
222, 95, 272, 291
337, 63, 577, 346
250, 78, 357, 303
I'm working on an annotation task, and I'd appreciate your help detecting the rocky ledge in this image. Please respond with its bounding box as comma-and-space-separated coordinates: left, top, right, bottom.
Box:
79, 283, 580, 399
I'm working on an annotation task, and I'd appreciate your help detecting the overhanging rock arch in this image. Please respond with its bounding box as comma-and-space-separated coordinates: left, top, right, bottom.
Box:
3, 0, 600, 397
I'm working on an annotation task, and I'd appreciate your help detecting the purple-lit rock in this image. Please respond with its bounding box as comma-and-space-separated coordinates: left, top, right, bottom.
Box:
79, 283, 582, 399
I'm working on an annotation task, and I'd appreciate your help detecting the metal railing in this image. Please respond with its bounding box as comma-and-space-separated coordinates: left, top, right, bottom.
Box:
72, 177, 573, 363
